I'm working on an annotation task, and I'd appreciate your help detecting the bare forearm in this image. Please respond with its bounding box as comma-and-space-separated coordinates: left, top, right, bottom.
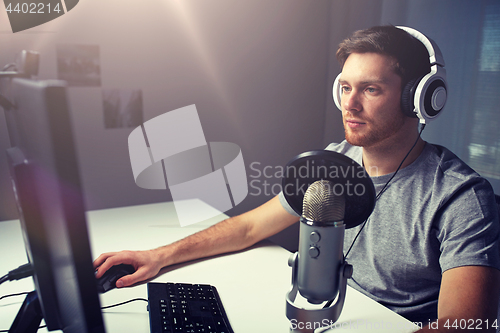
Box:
154, 195, 299, 268
157, 215, 254, 267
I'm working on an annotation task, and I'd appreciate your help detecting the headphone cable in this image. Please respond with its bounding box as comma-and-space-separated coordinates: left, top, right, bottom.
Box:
344, 123, 426, 259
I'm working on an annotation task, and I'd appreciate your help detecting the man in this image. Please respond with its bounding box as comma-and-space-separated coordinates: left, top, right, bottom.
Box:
94, 26, 500, 331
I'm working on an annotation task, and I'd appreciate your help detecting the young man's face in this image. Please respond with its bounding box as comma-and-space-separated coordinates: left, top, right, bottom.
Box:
338, 52, 407, 148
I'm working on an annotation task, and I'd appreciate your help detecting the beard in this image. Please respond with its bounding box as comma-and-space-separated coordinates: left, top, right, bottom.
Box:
344, 113, 407, 148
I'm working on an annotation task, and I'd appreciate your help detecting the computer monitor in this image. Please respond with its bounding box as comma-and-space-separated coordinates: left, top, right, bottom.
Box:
2, 77, 105, 333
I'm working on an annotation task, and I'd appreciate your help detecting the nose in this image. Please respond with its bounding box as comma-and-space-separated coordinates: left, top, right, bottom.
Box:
342, 89, 361, 113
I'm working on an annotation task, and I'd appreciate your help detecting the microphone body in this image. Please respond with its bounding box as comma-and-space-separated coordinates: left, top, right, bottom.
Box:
297, 218, 345, 303
296, 180, 346, 304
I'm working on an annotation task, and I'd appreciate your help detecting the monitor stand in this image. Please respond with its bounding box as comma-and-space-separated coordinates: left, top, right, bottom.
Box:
9, 291, 44, 333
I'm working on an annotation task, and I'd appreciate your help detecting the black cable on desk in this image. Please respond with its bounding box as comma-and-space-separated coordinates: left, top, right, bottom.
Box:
101, 297, 148, 310
0, 295, 149, 332
0, 291, 30, 302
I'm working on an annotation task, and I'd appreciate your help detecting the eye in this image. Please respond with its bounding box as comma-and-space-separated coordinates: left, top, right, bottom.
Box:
341, 86, 351, 93
366, 87, 377, 93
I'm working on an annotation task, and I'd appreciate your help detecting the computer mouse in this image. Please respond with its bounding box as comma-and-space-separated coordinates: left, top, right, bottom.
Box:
95, 264, 135, 293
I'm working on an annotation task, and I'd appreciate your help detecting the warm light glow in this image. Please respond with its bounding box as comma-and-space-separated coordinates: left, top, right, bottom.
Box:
163, 0, 239, 123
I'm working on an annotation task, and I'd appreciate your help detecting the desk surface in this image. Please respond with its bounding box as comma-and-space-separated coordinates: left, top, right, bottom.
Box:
0, 200, 418, 333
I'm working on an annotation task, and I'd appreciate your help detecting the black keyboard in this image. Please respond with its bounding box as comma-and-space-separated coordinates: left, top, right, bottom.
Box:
147, 282, 234, 333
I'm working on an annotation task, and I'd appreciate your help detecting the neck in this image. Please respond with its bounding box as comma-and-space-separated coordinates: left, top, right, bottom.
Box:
362, 130, 425, 177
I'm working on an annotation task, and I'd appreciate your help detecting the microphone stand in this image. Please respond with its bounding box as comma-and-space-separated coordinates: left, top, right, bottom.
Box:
286, 252, 353, 333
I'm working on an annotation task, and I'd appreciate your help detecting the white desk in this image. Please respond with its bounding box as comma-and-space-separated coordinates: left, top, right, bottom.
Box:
0, 200, 418, 333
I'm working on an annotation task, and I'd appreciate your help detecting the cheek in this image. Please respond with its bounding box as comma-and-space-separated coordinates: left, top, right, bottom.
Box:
373, 96, 403, 119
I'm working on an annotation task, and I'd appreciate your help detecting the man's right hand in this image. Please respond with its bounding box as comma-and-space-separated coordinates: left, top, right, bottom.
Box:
93, 249, 166, 288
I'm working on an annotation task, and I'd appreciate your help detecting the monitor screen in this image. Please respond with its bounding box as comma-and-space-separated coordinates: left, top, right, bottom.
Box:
3, 77, 105, 333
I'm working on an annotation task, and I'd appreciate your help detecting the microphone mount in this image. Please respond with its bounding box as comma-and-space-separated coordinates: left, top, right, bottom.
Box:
286, 252, 353, 331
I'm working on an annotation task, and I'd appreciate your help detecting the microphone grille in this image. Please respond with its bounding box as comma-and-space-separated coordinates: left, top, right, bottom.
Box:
302, 180, 345, 222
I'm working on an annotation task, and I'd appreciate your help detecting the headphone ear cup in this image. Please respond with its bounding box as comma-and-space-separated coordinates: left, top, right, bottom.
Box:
420, 76, 447, 118
332, 73, 342, 111
400, 78, 419, 118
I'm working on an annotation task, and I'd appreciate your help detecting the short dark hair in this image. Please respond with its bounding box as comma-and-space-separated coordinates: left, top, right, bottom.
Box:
336, 25, 430, 87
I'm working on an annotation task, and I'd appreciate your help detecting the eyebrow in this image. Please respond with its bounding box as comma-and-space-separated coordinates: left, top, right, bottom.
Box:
338, 78, 390, 85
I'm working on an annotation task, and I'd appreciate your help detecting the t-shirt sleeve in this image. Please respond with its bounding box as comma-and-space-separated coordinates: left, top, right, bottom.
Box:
437, 178, 500, 273
278, 191, 299, 217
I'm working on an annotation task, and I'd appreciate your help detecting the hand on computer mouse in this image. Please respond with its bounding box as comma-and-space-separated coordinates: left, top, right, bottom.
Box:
93, 249, 165, 288
95, 264, 135, 293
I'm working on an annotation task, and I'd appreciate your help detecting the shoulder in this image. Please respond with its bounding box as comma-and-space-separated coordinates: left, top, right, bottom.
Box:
424, 144, 494, 200
412, 144, 500, 272
423, 144, 498, 234
428, 144, 480, 180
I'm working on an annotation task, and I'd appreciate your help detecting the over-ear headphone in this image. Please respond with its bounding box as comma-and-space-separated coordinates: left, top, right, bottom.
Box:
332, 26, 447, 124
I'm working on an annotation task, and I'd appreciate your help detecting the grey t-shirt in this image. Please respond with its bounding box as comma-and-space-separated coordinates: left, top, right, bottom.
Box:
279, 141, 500, 323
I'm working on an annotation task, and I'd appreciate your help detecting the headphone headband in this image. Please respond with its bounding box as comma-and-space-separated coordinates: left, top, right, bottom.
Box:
396, 26, 445, 67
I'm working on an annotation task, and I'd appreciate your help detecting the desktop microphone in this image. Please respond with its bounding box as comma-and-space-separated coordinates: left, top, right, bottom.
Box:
297, 180, 346, 304
284, 150, 375, 331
